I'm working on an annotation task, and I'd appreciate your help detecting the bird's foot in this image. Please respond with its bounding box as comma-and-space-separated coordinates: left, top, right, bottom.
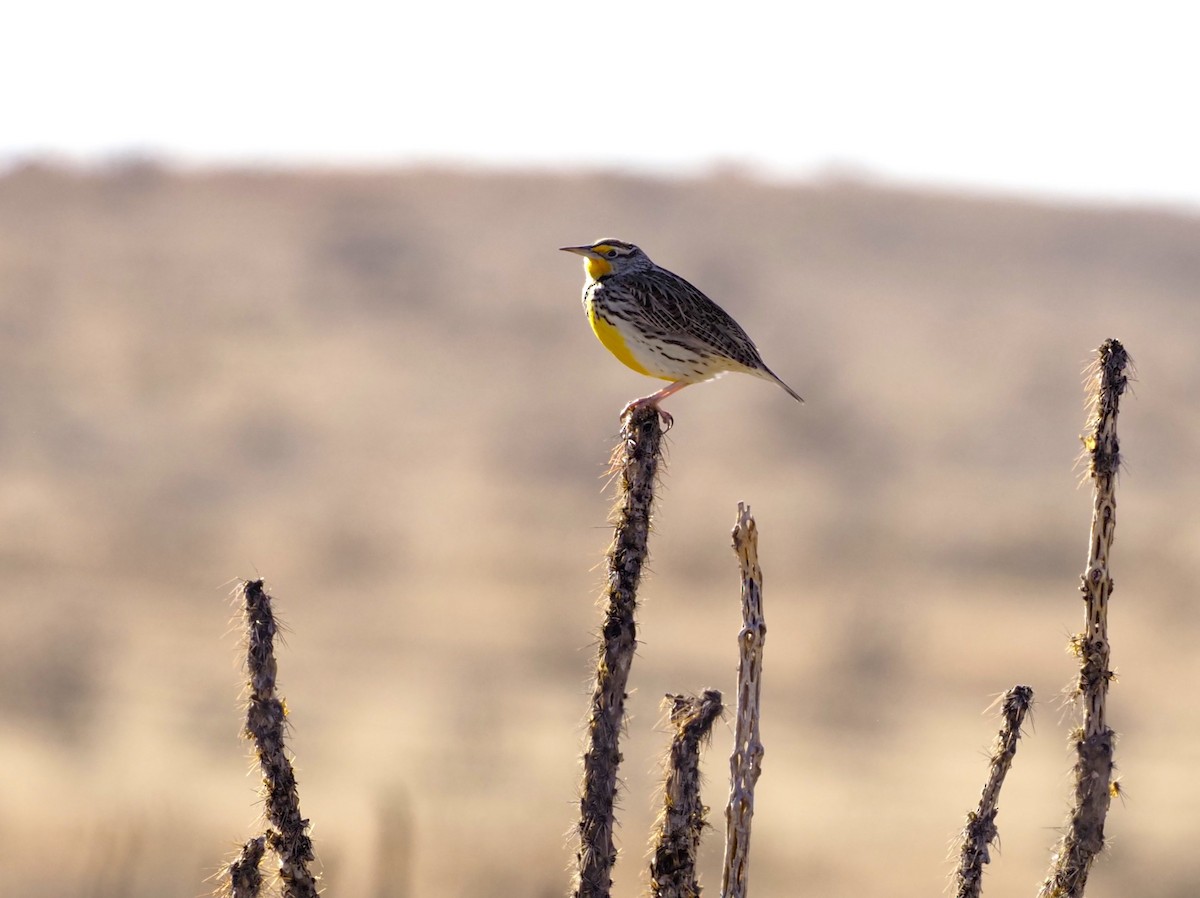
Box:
621, 397, 673, 432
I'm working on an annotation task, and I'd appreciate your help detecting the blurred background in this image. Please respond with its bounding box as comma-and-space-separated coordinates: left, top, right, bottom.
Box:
3, 3, 1199, 897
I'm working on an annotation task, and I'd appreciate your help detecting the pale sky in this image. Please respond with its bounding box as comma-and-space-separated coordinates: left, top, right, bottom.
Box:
5, 0, 1199, 208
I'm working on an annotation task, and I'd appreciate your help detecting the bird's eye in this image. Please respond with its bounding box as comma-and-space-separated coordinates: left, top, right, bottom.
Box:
605, 249, 618, 259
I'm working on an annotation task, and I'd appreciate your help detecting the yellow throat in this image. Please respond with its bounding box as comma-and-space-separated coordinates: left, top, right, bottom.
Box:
574, 245, 659, 378
583, 255, 613, 280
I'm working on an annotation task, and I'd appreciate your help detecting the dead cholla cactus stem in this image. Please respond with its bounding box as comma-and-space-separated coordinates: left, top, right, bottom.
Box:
1039, 339, 1130, 898
231, 579, 320, 898
1075, 338, 1128, 737
721, 503, 767, 898
953, 685, 1034, 898
573, 405, 667, 898
649, 690, 724, 898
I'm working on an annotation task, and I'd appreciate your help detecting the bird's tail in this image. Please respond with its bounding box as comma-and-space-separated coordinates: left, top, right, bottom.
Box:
763, 368, 804, 403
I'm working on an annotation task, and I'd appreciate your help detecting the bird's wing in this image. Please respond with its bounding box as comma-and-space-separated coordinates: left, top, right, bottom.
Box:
634, 267, 768, 370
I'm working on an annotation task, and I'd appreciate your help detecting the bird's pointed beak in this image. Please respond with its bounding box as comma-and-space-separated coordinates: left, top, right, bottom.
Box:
559, 245, 593, 257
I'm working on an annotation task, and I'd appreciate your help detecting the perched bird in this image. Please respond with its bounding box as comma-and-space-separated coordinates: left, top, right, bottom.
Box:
560, 238, 803, 425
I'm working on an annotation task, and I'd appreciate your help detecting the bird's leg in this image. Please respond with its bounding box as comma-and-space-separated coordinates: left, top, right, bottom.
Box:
621, 381, 692, 430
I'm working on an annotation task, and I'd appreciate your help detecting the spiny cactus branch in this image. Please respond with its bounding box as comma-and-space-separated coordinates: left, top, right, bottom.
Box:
225, 835, 267, 898
649, 690, 724, 898
241, 579, 319, 898
573, 406, 666, 898
953, 685, 1033, 898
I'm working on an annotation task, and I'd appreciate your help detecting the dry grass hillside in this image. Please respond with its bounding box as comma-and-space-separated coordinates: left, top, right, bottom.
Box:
1, 163, 1198, 897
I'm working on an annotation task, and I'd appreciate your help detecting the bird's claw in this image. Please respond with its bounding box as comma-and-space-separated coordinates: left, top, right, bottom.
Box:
621, 400, 673, 432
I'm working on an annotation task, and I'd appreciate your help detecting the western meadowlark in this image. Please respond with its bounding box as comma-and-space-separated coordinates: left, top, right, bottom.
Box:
561, 238, 803, 425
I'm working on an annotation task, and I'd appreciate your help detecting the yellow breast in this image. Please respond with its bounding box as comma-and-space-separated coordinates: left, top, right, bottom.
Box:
586, 300, 654, 377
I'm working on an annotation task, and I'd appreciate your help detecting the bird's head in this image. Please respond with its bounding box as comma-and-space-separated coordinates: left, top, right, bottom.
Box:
560, 239, 652, 280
